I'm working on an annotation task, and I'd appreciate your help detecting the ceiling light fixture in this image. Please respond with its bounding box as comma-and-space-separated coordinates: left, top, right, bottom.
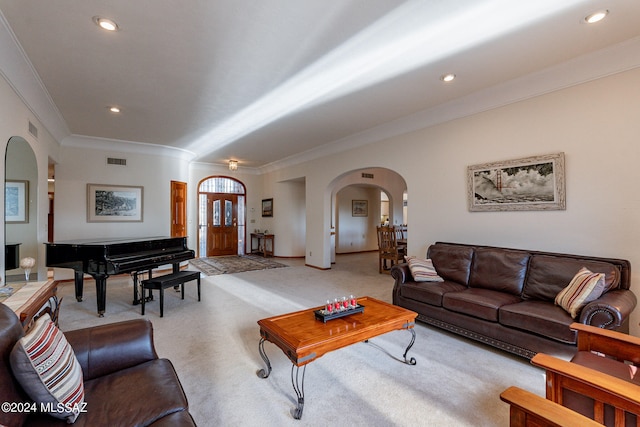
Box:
440, 73, 456, 82
92, 16, 119, 31
108, 106, 121, 113
228, 160, 238, 171
584, 10, 608, 24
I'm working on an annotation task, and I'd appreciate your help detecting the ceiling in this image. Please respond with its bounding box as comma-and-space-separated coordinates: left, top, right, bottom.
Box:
1, 0, 639, 169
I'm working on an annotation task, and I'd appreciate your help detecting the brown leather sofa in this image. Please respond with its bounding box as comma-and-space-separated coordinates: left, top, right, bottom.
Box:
391, 242, 637, 359
0, 303, 196, 426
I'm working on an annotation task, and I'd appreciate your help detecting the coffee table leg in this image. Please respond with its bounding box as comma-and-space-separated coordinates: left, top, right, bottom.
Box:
257, 338, 272, 378
403, 329, 417, 365
291, 364, 306, 420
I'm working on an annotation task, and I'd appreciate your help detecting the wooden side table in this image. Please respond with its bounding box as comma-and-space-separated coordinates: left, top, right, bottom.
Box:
250, 233, 274, 257
2, 280, 59, 330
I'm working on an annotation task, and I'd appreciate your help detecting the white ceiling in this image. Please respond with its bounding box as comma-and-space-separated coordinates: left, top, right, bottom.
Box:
1, 0, 639, 169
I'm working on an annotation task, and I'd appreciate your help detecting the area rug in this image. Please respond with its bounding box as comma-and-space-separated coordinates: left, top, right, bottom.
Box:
189, 254, 288, 276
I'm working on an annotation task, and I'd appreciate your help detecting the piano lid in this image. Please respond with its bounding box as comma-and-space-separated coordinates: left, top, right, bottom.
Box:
47, 236, 182, 245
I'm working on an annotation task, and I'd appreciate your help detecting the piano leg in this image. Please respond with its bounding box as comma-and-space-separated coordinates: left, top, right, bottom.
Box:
74, 271, 84, 302
94, 274, 108, 317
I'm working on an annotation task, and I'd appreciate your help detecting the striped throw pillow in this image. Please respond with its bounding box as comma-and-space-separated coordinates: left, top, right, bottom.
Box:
10, 313, 85, 423
406, 256, 444, 282
555, 267, 606, 319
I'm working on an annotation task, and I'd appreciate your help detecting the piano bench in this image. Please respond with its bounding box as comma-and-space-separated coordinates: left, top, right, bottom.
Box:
141, 270, 201, 317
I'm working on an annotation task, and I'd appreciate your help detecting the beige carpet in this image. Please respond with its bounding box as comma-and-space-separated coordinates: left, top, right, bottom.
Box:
55, 253, 545, 427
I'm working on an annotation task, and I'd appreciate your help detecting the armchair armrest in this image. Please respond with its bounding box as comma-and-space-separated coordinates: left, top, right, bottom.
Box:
531, 353, 640, 423
500, 386, 601, 427
579, 289, 637, 329
65, 319, 158, 381
571, 322, 640, 365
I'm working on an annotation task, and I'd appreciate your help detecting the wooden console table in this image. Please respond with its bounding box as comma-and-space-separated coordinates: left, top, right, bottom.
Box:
1, 280, 59, 330
250, 233, 274, 257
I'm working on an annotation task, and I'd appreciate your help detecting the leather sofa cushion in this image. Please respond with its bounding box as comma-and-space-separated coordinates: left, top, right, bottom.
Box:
499, 301, 576, 344
468, 248, 529, 296
428, 243, 474, 285
443, 289, 522, 322
571, 351, 640, 385
27, 359, 190, 427
523, 255, 620, 301
400, 280, 466, 307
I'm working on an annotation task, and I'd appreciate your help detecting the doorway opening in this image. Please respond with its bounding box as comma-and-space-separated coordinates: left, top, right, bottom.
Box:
197, 176, 246, 257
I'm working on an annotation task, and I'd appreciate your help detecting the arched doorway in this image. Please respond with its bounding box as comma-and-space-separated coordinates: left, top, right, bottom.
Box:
197, 176, 246, 257
328, 167, 407, 264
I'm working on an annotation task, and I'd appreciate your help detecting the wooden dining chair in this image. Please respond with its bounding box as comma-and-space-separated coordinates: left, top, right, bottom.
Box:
377, 226, 404, 274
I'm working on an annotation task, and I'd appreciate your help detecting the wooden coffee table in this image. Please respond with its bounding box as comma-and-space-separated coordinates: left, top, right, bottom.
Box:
256, 296, 417, 419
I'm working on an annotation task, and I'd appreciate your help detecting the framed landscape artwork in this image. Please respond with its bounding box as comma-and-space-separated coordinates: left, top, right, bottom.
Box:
352, 200, 368, 217
467, 153, 565, 212
262, 198, 273, 217
5, 180, 29, 223
87, 183, 143, 222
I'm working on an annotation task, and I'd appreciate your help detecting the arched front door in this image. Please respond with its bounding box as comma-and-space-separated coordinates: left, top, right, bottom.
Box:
198, 176, 246, 257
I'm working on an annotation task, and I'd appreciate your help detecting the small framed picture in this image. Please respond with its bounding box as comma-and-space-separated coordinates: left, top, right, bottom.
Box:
5, 180, 29, 223
262, 198, 273, 217
352, 200, 368, 217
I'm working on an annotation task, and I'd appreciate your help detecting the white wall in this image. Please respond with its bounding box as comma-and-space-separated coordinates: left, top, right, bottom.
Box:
274, 67, 640, 335
53, 146, 190, 243
0, 74, 60, 282
271, 179, 306, 257
335, 186, 378, 253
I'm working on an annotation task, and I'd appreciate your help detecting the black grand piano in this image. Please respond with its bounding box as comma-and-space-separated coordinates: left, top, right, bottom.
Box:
45, 236, 195, 316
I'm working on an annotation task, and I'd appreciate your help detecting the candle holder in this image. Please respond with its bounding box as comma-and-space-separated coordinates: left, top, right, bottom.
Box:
314, 295, 364, 323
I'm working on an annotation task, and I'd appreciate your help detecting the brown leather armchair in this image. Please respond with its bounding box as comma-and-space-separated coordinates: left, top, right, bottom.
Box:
0, 303, 196, 426
531, 322, 640, 426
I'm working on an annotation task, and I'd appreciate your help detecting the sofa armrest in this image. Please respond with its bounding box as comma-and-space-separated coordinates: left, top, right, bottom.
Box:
391, 263, 411, 284
65, 319, 158, 381
578, 289, 637, 330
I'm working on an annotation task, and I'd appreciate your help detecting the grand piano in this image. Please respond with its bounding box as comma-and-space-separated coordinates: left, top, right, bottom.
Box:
45, 236, 195, 316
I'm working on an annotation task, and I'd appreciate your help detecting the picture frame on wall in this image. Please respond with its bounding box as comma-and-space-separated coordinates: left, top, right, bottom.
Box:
467, 152, 565, 212
5, 180, 29, 223
262, 198, 273, 217
87, 183, 144, 222
352, 200, 368, 217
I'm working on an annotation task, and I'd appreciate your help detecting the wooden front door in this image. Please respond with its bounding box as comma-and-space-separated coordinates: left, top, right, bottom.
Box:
171, 181, 187, 237
206, 193, 238, 256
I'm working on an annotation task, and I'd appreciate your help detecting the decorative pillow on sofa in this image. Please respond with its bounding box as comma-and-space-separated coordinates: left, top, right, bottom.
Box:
555, 267, 606, 319
405, 256, 444, 282
10, 313, 85, 423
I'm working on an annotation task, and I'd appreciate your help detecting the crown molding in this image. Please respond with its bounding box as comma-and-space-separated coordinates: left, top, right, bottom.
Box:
0, 11, 70, 142
63, 134, 196, 161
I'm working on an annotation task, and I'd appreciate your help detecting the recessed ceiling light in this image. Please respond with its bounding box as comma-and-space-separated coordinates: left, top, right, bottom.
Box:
92, 16, 119, 31
108, 106, 121, 113
584, 10, 608, 24
440, 73, 456, 82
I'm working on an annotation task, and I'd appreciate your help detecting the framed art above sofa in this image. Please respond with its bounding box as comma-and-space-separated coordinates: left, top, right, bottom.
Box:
467, 152, 565, 212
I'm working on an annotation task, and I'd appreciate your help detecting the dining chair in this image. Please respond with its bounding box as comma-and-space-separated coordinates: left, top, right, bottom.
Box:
377, 225, 404, 274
